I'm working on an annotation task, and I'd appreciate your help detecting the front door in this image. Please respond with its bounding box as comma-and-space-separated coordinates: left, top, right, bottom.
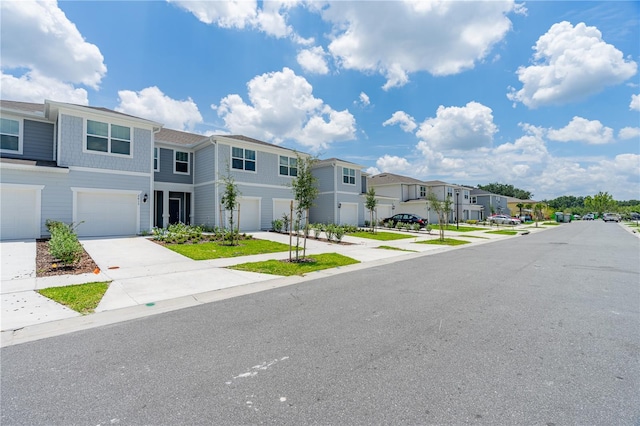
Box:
169, 198, 181, 224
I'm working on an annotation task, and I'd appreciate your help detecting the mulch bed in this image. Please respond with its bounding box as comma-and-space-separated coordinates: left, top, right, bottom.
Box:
36, 239, 100, 278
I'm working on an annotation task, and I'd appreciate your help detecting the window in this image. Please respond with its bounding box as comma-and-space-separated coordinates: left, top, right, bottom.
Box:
154, 148, 159, 171
471, 196, 477, 204
279, 156, 297, 176
175, 151, 189, 174
0, 117, 21, 153
464, 190, 469, 200
343, 167, 356, 185
86, 120, 131, 155
447, 187, 453, 197
231, 147, 256, 171
419, 186, 426, 198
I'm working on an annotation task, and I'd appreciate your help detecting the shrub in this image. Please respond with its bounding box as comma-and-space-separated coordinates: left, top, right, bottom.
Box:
334, 226, 345, 242
325, 224, 335, 241
48, 222, 83, 265
466, 220, 478, 225
312, 224, 322, 239
272, 219, 283, 233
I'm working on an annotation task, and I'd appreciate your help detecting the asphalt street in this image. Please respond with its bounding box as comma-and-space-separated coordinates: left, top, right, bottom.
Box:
1, 221, 639, 425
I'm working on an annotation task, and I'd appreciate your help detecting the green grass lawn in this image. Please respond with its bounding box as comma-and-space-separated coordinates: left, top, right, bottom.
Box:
377, 245, 417, 252
228, 253, 359, 276
485, 230, 518, 235
167, 239, 291, 260
348, 231, 415, 241
436, 225, 485, 232
414, 238, 470, 246
38, 281, 110, 314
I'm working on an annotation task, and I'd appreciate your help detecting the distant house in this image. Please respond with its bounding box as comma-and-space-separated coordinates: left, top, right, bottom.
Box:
368, 173, 483, 223
470, 188, 511, 217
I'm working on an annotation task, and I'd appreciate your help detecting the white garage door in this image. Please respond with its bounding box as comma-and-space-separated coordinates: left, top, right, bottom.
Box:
273, 199, 295, 222
375, 205, 393, 223
238, 198, 260, 231
0, 185, 41, 240
76, 191, 138, 237
339, 203, 358, 226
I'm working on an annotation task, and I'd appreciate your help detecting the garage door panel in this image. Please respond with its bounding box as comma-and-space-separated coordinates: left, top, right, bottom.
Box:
339, 203, 358, 226
76, 192, 138, 237
1, 188, 39, 240
238, 198, 260, 232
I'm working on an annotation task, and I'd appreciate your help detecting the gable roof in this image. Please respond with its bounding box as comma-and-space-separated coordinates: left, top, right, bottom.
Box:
0, 100, 46, 117
369, 172, 424, 185
155, 128, 209, 146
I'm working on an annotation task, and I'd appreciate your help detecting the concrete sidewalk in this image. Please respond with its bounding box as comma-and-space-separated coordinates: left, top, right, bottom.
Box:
1, 226, 539, 346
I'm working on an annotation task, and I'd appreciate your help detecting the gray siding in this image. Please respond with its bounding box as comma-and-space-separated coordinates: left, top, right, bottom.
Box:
58, 114, 152, 173
194, 144, 215, 184
194, 183, 217, 228
233, 183, 295, 230
313, 165, 335, 193
216, 144, 296, 187
1, 119, 55, 161
310, 193, 336, 224
337, 166, 361, 194
155, 148, 193, 184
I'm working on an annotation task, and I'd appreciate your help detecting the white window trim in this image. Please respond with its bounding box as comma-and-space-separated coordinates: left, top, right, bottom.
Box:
154, 147, 160, 172
231, 147, 257, 173
83, 119, 133, 158
173, 150, 190, 175
278, 155, 297, 177
0, 116, 23, 155
342, 167, 356, 185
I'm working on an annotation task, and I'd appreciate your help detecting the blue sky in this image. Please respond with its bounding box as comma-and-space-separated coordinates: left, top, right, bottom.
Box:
2, 1, 639, 201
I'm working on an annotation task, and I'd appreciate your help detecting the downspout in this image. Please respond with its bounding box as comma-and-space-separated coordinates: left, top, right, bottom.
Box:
151, 126, 161, 231
333, 160, 338, 223
212, 136, 219, 229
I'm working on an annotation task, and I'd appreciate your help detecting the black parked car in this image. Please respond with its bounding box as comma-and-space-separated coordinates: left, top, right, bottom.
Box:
382, 213, 427, 228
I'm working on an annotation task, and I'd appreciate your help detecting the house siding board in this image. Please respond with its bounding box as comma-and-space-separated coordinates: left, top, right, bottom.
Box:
58, 114, 152, 173
155, 147, 193, 184
194, 144, 215, 184
194, 184, 217, 228
217, 143, 294, 187
313, 165, 335, 193
310, 193, 335, 224
234, 183, 294, 230
1, 119, 54, 161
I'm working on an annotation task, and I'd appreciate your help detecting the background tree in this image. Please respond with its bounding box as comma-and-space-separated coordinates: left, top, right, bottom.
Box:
477, 182, 532, 200
426, 190, 453, 242
290, 153, 318, 261
365, 187, 378, 233
584, 191, 616, 217
220, 170, 240, 246
516, 202, 524, 217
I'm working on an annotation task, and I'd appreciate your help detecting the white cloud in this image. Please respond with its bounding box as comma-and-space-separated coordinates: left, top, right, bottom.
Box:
168, 0, 307, 42
0, 0, 107, 99
0, 71, 89, 104
415, 102, 497, 150
618, 127, 640, 140
365, 166, 380, 176
383, 111, 417, 133
213, 67, 356, 152
630, 94, 640, 111
358, 92, 370, 107
547, 116, 614, 145
375, 155, 412, 173
116, 87, 203, 131
318, 1, 516, 89
297, 47, 329, 74
508, 21, 637, 108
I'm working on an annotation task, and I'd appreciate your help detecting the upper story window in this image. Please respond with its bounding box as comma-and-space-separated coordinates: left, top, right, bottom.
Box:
232, 147, 256, 171
86, 119, 131, 156
471, 196, 477, 204
464, 190, 469, 200
154, 148, 159, 171
279, 156, 297, 177
343, 167, 356, 185
447, 187, 453, 197
174, 150, 189, 174
0, 117, 21, 154
419, 186, 426, 198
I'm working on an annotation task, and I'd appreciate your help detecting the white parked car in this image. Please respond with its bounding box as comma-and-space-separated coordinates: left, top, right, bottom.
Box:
488, 214, 521, 225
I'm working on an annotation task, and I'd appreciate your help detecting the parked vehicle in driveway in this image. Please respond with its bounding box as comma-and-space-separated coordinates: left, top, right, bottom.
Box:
382, 213, 427, 228
602, 213, 620, 222
582, 213, 594, 220
488, 214, 521, 225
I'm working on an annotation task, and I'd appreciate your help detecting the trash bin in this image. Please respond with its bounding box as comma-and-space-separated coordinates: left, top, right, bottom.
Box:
555, 212, 564, 222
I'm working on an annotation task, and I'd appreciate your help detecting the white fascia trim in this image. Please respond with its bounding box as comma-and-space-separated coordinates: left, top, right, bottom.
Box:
71, 187, 142, 195
68, 166, 151, 177
0, 183, 45, 190
215, 135, 308, 158
46, 100, 162, 130
0, 162, 69, 174
153, 182, 194, 192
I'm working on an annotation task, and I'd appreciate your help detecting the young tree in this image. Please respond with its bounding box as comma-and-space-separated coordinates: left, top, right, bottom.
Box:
220, 170, 241, 246
365, 187, 378, 233
516, 203, 524, 218
289, 153, 318, 261
426, 190, 453, 242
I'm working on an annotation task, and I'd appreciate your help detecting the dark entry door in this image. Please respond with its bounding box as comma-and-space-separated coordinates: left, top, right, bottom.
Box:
169, 198, 181, 224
